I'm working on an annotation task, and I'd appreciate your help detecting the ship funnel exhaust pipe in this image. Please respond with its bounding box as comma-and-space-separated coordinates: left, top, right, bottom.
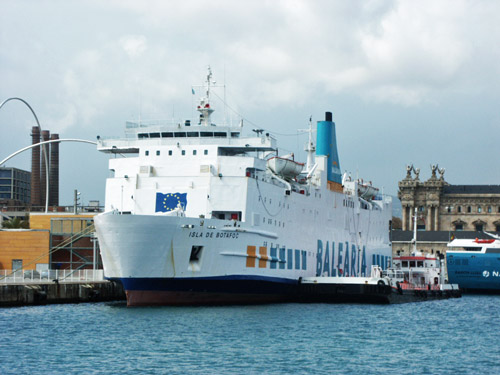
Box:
316, 110, 342, 190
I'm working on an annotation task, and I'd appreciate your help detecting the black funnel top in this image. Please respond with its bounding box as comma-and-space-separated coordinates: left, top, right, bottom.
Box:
325, 112, 332, 122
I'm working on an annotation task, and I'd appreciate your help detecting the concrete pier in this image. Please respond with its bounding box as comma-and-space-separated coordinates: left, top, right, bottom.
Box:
0, 280, 125, 307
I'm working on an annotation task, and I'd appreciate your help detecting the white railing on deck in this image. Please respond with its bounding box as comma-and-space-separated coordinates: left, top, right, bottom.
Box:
0, 269, 105, 284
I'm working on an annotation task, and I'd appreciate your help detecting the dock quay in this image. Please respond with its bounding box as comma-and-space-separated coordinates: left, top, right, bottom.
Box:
0, 280, 125, 307
0, 270, 125, 307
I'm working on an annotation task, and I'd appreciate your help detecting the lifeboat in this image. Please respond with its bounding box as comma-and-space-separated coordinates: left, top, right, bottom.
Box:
358, 181, 379, 200
267, 156, 304, 179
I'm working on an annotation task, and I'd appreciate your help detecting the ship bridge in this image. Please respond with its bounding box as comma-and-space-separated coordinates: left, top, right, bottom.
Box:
97, 124, 276, 155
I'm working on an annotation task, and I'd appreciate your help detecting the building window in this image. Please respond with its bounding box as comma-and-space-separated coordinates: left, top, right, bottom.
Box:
457, 206, 462, 213
145, 150, 149, 156
168, 150, 172, 156
455, 223, 463, 231
488, 206, 492, 213
447, 206, 453, 213
12, 259, 22, 271
181, 150, 185, 156
418, 206, 424, 212
467, 206, 472, 213
496, 225, 500, 231
478, 206, 482, 213
156, 150, 160, 156
476, 224, 483, 231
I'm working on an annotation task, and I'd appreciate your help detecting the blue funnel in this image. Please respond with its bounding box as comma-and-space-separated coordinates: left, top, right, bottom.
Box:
316, 112, 342, 184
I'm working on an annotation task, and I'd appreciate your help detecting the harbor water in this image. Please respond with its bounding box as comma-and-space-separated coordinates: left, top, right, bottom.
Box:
1, 295, 499, 374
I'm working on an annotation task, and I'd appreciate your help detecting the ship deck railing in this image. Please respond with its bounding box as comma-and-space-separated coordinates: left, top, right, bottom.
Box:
0, 269, 105, 284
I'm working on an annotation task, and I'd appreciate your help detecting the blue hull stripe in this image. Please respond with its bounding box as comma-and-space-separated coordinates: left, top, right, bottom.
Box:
114, 275, 299, 295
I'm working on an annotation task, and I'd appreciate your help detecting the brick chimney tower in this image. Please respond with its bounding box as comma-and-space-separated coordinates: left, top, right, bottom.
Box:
49, 133, 59, 206
30, 126, 41, 207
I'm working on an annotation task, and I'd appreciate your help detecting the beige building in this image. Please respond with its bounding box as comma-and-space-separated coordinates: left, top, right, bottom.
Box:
398, 164, 500, 232
393, 165, 500, 257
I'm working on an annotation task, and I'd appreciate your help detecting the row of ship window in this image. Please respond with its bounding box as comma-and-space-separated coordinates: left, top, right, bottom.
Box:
137, 131, 240, 139
259, 196, 290, 209
262, 217, 286, 227
144, 149, 209, 156
343, 199, 354, 208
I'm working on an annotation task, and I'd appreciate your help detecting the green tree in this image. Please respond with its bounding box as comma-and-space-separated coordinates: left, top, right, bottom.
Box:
1, 216, 29, 229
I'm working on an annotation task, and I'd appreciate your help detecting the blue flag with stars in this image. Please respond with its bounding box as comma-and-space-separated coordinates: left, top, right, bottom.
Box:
155, 192, 187, 212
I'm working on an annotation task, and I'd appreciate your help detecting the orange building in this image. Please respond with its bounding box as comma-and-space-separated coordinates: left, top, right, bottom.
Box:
0, 229, 50, 271
0, 213, 99, 271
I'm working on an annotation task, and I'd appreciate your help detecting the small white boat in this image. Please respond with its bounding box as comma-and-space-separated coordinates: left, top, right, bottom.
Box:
267, 156, 304, 179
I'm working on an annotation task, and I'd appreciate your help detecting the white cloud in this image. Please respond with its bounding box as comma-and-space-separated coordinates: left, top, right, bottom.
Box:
2, 0, 500, 202
119, 35, 147, 58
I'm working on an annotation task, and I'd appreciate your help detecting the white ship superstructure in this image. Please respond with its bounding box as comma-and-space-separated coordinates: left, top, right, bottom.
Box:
94, 69, 393, 306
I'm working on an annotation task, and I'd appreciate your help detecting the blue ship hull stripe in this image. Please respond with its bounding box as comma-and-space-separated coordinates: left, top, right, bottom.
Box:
114, 275, 299, 294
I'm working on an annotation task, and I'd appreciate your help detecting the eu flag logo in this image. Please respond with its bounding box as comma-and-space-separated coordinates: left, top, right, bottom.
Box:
155, 192, 187, 212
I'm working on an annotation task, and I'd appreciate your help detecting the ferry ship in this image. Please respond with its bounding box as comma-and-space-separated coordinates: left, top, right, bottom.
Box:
447, 235, 500, 293
94, 69, 393, 306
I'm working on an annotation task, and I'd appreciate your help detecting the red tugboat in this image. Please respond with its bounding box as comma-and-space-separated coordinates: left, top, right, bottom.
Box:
382, 208, 461, 302
382, 252, 460, 302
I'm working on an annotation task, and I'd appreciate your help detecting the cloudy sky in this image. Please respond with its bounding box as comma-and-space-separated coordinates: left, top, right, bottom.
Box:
1, 0, 500, 206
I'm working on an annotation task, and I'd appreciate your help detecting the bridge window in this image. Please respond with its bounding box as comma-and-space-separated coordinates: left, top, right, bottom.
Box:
156, 150, 160, 156
174, 132, 186, 138
193, 150, 197, 156
145, 150, 149, 156
204, 150, 208, 155
168, 150, 172, 156
181, 150, 185, 156
150, 132, 160, 138
161, 132, 173, 138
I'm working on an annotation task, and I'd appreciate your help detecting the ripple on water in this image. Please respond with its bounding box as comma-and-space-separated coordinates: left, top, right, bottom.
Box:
0, 295, 499, 374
